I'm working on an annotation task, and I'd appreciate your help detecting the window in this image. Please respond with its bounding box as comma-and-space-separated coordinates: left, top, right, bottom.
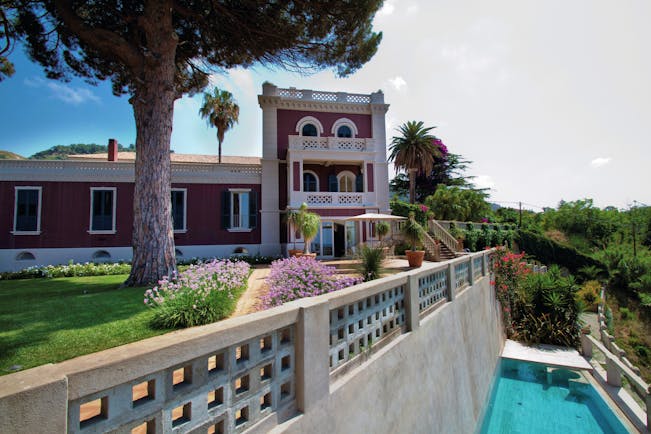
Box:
13, 187, 42, 234
303, 172, 318, 192
90, 188, 116, 233
301, 124, 318, 137
336, 125, 352, 138
222, 189, 258, 231
171, 189, 187, 232
337, 172, 355, 193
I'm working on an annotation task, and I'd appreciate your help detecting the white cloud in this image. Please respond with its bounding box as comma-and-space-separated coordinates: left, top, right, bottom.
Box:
378, 1, 395, 16
474, 175, 495, 190
590, 157, 611, 168
406, 4, 420, 15
387, 76, 407, 91
23, 76, 99, 105
228, 69, 256, 99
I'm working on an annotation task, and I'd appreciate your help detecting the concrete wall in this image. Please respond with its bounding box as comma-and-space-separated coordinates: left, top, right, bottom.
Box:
0, 251, 502, 434
277, 276, 504, 434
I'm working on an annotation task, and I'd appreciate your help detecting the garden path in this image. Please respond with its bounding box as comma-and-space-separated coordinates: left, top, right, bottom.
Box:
231, 266, 271, 317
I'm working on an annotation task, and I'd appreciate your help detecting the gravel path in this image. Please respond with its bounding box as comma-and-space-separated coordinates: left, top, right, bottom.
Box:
231, 266, 271, 317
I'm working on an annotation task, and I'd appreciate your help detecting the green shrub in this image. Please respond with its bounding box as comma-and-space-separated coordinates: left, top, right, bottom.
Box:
146, 259, 250, 328
516, 230, 606, 276
605, 306, 614, 334
576, 280, 602, 312
619, 307, 635, 321
0, 260, 131, 280
357, 245, 385, 282
390, 199, 430, 225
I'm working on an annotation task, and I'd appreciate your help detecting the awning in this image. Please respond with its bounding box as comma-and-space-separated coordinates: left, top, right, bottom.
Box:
344, 213, 406, 221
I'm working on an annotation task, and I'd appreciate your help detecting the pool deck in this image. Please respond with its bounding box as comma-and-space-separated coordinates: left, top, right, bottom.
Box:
501, 339, 593, 370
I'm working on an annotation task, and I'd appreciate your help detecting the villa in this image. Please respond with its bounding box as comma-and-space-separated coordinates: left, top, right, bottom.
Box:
0, 83, 390, 271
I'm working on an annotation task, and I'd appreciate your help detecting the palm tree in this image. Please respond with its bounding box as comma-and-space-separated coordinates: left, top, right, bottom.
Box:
388, 121, 440, 204
199, 88, 240, 163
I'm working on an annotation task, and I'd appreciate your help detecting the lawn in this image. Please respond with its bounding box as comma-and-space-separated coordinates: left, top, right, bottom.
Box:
0, 274, 171, 375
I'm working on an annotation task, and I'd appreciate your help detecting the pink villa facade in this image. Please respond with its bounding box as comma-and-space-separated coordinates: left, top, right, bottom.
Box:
0, 83, 390, 271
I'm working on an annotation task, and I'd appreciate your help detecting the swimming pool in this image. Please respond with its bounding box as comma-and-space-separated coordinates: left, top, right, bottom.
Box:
477, 358, 631, 433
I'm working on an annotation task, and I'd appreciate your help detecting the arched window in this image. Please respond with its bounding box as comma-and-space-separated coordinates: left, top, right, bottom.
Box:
337, 171, 355, 193
303, 172, 318, 192
331, 118, 358, 138
302, 123, 318, 137
296, 116, 324, 136
92, 250, 111, 261
336, 125, 352, 138
15, 251, 35, 261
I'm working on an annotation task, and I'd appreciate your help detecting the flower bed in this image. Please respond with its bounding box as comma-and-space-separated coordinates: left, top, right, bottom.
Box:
263, 256, 362, 308
145, 259, 250, 328
0, 261, 131, 280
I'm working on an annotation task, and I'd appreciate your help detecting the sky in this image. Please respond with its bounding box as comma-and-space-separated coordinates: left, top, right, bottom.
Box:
1, 0, 650, 210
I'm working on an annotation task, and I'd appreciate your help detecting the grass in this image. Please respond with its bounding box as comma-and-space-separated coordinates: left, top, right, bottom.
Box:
0, 274, 172, 375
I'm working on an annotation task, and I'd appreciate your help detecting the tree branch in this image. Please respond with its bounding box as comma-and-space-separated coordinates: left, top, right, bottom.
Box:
53, 0, 143, 72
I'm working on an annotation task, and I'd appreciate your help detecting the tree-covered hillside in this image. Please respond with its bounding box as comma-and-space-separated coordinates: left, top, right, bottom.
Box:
29, 143, 135, 160
0, 150, 25, 159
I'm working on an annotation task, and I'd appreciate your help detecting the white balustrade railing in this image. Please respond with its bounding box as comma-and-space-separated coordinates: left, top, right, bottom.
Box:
288, 136, 373, 152
275, 87, 378, 104
290, 192, 373, 207
429, 220, 462, 253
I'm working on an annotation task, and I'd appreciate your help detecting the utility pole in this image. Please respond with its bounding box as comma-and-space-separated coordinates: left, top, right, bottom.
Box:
632, 201, 638, 257
518, 201, 522, 228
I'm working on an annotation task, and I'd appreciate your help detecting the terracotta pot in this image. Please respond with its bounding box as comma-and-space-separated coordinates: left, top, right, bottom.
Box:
288, 249, 302, 257
405, 250, 425, 267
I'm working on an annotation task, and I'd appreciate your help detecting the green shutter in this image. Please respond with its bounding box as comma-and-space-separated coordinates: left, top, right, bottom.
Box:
328, 174, 338, 192
248, 191, 258, 229
355, 174, 363, 192
222, 191, 231, 229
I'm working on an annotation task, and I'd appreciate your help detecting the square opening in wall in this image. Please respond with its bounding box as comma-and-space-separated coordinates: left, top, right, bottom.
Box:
260, 393, 272, 411
235, 374, 250, 395
236, 344, 250, 364
358, 319, 363, 329
338, 349, 344, 361
171, 403, 191, 427
281, 355, 291, 371
280, 381, 291, 400
132, 380, 155, 406
374, 294, 379, 304
280, 327, 291, 344
172, 366, 192, 389
207, 387, 224, 409
130, 419, 154, 434
208, 353, 225, 373
260, 363, 273, 381
348, 305, 354, 316
358, 301, 364, 312
348, 324, 354, 334
235, 406, 249, 427
366, 297, 372, 308
348, 343, 355, 357
207, 420, 224, 434
79, 396, 108, 427
260, 335, 272, 353
337, 327, 344, 341
337, 307, 344, 320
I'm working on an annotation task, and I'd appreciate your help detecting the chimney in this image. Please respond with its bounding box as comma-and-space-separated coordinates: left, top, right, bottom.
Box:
107, 139, 118, 162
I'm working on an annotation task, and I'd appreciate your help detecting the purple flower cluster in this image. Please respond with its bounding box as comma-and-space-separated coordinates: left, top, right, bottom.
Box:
433, 138, 448, 156
263, 256, 362, 308
144, 259, 250, 307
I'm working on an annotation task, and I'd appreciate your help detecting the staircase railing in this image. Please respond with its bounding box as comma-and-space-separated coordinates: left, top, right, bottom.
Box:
428, 219, 462, 253
421, 231, 441, 261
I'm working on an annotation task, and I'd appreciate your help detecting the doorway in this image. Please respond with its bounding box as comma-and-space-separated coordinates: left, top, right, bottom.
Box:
334, 223, 346, 257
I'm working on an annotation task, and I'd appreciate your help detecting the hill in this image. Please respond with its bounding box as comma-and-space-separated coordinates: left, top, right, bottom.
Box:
0, 150, 25, 160
29, 143, 135, 160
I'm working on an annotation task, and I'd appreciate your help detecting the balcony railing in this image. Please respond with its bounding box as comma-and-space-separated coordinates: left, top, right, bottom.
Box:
288, 136, 373, 152
290, 192, 374, 207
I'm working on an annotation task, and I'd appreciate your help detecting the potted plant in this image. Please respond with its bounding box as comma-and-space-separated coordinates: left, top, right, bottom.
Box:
286, 205, 303, 257
375, 220, 391, 256
300, 211, 321, 258
402, 212, 425, 267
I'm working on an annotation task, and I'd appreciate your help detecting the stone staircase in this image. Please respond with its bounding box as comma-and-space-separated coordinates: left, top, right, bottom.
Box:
426, 219, 464, 261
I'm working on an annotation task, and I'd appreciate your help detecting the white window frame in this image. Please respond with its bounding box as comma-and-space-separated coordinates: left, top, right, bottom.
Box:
295, 116, 324, 136
331, 118, 358, 138
89, 187, 117, 234
12, 186, 42, 235
302, 170, 319, 192
228, 188, 253, 232
337, 170, 356, 193
171, 188, 187, 233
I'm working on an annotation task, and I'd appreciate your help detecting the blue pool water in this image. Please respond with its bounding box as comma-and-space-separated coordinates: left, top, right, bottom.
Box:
478, 359, 630, 434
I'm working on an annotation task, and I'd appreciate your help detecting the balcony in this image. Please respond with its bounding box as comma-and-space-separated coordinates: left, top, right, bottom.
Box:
288, 136, 374, 152
290, 192, 375, 208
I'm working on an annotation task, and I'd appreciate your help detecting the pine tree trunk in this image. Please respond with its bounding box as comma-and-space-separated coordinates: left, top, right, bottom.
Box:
125, 6, 178, 286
